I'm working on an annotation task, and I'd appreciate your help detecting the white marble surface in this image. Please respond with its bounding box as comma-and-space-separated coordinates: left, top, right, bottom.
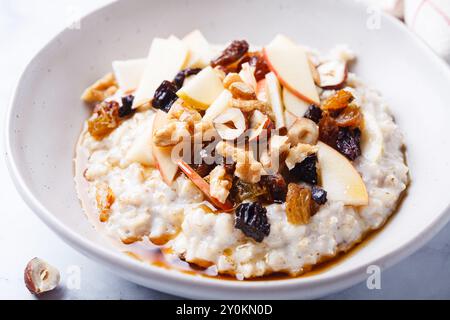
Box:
0, 0, 449, 300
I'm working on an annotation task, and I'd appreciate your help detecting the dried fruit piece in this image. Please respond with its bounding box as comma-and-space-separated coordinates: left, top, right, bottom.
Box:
286, 183, 312, 225
192, 163, 215, 178
230, 179, 268, 204
336, 127, 362, 160
304, 105, 323, 124
152, 80, 179, 112
24, 258, 60, 295
173, 67, 202, 89
119, 95, 135, 118
88, 101, 121, 140
334, 103, 362, 128
311, 185, 327, 205
211, 40, 249, 68
260, 174, 287, 203
321, 89, 354, 111
319, 113, 340, 147
96, 183, 115, 222
239, 52, 271, 81
290, 154, 318, 184
234, 202, 270, 242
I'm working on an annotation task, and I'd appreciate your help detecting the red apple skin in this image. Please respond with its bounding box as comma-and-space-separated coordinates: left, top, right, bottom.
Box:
319, 63, 348, 90
177, 160, 234, 211
262, 48, 320, 106
256, 79, 268, 101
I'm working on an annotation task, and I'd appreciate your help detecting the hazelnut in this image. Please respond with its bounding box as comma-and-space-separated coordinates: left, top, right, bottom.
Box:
24, 257, 60, 295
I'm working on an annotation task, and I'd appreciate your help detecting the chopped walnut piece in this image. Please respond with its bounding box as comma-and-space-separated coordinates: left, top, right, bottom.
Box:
81, 73, 118, 103
229, 82, 257, 100
231, 98, 271, 115
285, 143, 318, 170
286, 183, 312, 225
168, 103, 202, 131
235, 162, 265, 184
223, 73, 243, 89
96, 183, 115, 222
193, 120, 216, 142
209, 165, 233, 203
216, 141, 265, 183
287, 118, 319, 146
153, 121, 191, 147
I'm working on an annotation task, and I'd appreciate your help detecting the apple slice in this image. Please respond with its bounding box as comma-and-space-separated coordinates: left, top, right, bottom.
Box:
213, 107, 246, 140
282, 87, 310, 118
248, 110, 274, 142
263, 34, 320, 105
125, 113, 156, 166
182, 30, 213, 68
284, 110, 298, 129
132, 37, 189, 109
177, 66, 224, 110
317, 142, 368, 206
256, 79, 268, 102
317, 60, 348, 89
361, 110, 383, 162
239, 62, 257, 92
203, 90, 232, 122
112, 58, 146, 93
152, 110, 179, 185
177, 159, 234, 211
265, 72, 285, 129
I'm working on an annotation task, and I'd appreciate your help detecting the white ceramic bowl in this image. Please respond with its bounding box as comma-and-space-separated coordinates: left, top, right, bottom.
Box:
6, 0, 450, 299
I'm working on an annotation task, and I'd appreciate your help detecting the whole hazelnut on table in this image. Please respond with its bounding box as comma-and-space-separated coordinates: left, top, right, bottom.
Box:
24, 257, 60, 295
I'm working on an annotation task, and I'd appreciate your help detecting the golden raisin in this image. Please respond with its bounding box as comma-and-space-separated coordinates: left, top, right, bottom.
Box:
321, 90, 354, 111
88, 101, 121, 140
285, 183, 312, 225
96, 183, 115, 222
334, 103, 362, 128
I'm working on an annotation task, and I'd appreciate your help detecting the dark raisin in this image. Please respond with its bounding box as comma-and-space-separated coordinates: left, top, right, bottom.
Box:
238, 52, 270, 81
290, 155, 318, 185
173, 68, 202, 89
336, 127, 361, 160
260, 174, 287, 203
211, 40, 249, 68
304, 105, 323, 123
192, 163, 215, 178
235, 202, 270, 242
319, 113, 340, 148
152, 80, 178, 112
118, 95, 135, 118
311, 186, 327, 205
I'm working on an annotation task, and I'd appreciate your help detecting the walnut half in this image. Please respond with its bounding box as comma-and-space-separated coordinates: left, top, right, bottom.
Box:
81, 73, 118, 103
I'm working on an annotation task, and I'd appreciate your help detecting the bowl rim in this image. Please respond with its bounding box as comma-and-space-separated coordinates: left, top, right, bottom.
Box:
5, 0, 450, 297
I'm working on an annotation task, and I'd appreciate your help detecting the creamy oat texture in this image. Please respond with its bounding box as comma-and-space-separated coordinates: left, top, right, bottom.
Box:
76, 46, 408, 279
